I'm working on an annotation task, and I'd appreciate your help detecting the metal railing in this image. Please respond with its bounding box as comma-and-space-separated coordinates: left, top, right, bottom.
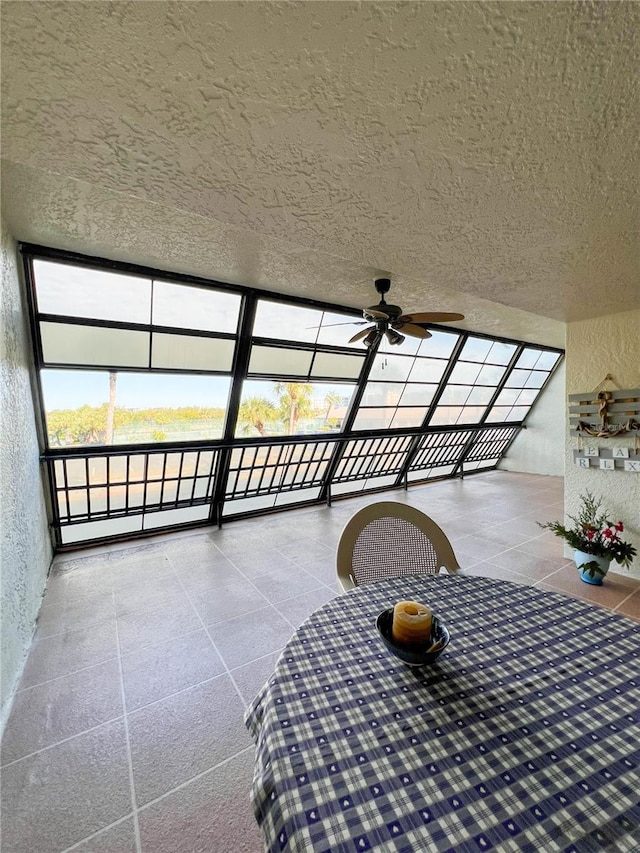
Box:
43, 422, 521, 548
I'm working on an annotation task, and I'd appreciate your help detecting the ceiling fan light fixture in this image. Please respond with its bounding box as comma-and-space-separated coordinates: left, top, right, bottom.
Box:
363, 329, 379, 347
386, 328, 405, 346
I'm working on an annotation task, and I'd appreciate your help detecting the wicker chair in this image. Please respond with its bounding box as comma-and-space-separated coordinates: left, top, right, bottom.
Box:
336, 501, 461, 591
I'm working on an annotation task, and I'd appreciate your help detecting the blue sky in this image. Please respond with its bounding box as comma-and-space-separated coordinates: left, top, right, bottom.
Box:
41, 371, 353, 411
42, 370, 232, 410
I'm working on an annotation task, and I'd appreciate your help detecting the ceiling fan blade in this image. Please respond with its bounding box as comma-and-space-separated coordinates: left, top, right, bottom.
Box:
349, 326, 376, 343
364, 308, 390, 320
305, 321, 367, 329
396, 323, 432, 339
398, 312, 465, 324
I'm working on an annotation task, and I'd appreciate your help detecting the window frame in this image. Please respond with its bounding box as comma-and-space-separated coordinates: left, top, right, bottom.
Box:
22, 243, 564, 550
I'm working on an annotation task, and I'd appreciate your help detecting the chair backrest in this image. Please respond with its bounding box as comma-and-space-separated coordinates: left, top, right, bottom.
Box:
336, 501, 461, 591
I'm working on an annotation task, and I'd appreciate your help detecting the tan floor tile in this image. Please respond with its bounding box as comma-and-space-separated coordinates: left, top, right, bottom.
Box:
487, 548, 570, 581
121, 630, 225, 711
44, 563, 113, 604
116, 598, 202, 655
536, 570, 635, 611
20, 620, 119, 689
1, 660, 122, 766
35, 591, 116, 638
231, 651, 283, 706
138, 749, 262, 853
207, 605, 295, 669
516, 535, 566, 560
128, 676, 250, 806
69, 817, 137, 852
615, 589, 640, 622
0, 720, 131, 853
452, 535, 508, 564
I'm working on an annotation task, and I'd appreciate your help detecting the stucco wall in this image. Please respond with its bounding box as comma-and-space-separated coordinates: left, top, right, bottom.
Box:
565, 309, 640, 578
0, 219, 52, 730
499, 359, 565, 476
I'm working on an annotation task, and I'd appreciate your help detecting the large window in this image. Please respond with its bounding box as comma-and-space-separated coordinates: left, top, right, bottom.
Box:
42, 371, 232, 446
352, 331, 459, 430
25, 247, 564, 548
33, 260, 241, 449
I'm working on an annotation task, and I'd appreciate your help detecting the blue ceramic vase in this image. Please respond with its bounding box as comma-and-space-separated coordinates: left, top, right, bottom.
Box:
574, 550, 611, 586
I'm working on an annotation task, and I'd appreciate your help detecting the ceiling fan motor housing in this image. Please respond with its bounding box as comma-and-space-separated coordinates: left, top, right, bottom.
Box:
364, 304, 403, 321
368, 278, 402, 319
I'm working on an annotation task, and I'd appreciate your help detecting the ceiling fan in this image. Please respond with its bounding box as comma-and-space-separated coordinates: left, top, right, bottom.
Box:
349, 278, 465, 347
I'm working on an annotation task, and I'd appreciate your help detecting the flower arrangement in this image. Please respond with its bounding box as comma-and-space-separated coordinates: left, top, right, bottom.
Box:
538, 491, 636, 573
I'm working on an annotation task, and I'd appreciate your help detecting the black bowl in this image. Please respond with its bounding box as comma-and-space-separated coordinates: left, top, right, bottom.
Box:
376, 608, 450, 667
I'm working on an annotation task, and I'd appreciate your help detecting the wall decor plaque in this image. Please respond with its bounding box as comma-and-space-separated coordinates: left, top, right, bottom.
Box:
569, 381, 640, 438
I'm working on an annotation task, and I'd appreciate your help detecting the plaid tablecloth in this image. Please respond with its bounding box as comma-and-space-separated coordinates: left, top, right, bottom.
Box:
245, 575, 640, 853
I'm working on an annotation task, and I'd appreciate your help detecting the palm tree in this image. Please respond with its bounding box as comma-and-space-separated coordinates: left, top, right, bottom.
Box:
238, 397, 277, 436
274, 382, 313, 434
105, 370, 118, 445
324, 390, 342, 422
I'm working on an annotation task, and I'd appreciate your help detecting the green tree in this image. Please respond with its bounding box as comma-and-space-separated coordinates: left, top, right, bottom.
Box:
47, 409, 73, 446
68, 404, 107, 444
274, 382, 313, 434
238, 397, 277, 436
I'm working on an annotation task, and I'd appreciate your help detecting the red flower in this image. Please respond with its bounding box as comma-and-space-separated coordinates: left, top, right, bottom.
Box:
585, 529, 595, 540
602, 528, 614, 539
615, 521, 624, 532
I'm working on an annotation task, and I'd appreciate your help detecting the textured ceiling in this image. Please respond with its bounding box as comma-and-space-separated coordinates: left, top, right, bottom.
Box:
2, 1, 639, 347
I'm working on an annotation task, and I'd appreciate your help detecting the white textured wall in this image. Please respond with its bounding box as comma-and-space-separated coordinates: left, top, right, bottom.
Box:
499, 359, 565, 476
0, 218, 52, 730
565, 310, 640, 578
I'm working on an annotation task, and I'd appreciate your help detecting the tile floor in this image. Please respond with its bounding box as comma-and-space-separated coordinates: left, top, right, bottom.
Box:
2, 471, 639, 852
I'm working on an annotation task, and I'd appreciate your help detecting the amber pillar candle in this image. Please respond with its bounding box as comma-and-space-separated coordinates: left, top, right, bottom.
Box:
392, 600, 433, 644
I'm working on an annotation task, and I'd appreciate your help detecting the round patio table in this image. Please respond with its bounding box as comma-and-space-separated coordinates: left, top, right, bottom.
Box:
245, 574, 640, 853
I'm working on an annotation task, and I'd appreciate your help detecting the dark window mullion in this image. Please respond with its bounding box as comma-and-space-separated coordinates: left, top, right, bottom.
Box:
224, 448, 242, 499
451, 429, 480, 478
37, 313, 239, 342
84, 457, 91, 521
125, 455, 131, 515
205, 450, 218, 501
318, 339, 380, 502
59, 459, 70, 524
175, 452, 186, 508
290, 444, 309, 488
260, 445, 282, 492
158, 453, 168, 508
355, 438, 376, 478
148, 278, 155, 369
451, 345, 525, 477
141, 454, 150, 518
395, 332, 469, 487
189, 451, 200, 503
106, 456, 111, 517
477, 345, 525, 428
211, 292, 257, 524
